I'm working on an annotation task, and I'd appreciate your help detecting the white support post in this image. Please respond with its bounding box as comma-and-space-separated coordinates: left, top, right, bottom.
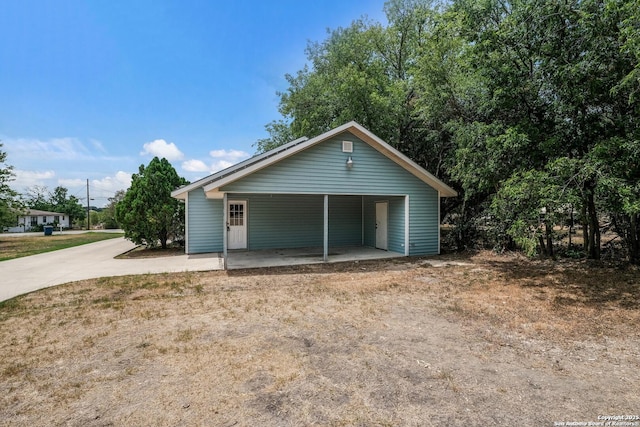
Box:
222, 192, 228, 269
323, 194, 329, 262
405, 195, 410, 256
184, 192, 189, 254
437, 191, 441, 255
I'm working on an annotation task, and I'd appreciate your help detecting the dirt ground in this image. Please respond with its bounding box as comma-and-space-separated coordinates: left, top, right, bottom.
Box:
1, 251, 639, 426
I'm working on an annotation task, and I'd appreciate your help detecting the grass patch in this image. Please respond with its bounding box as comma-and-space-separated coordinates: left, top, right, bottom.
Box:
0, 232, 124, 261
0, 253, 638, 426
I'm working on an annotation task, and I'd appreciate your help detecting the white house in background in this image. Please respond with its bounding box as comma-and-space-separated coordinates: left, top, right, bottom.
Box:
7, 209, 71, 232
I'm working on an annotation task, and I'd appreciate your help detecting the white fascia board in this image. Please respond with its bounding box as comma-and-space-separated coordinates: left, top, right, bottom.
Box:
204, 188, 225, 199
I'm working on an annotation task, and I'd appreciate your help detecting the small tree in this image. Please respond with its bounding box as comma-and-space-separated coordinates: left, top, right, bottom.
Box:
100, 190, 125, 229
116, 157, 188, 249
1, 143, 22, 229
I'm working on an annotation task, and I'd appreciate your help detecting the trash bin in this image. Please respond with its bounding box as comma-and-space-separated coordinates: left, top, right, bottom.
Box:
44, 225, 53, 236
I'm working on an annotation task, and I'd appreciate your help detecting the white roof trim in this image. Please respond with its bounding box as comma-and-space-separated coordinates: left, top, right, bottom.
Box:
173, 122, 457, 198
22, 209, 67, 216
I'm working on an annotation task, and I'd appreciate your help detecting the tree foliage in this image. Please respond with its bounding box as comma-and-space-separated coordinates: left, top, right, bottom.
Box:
116, 157, 188, 249
258, 0, 640, 263
0, 143, 22, 228
99, 189, 125, 229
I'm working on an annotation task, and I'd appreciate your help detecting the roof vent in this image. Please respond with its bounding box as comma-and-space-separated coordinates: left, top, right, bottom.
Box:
342, 141, 353, 153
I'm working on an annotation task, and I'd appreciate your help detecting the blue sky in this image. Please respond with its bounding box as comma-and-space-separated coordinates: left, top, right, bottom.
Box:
0, 0, 386, 206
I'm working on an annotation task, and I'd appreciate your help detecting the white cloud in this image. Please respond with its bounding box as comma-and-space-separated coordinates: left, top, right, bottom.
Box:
210, 160, 234, 172
208, 149, 249, 173
82, 172, 133, 207
90, 139, 107, 154
209, 149, 248, 161
12, 169, 56, 189
140, 139, 184, 161
181, 148, 250, 176
182, 159, 210, 172
4, 137, 90, 161
91, 171, 132, 192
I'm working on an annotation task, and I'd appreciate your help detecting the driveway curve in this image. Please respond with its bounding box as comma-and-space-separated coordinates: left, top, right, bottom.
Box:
0, 237, 222, 302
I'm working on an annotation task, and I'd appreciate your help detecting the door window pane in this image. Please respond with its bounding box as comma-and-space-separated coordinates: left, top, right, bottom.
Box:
229, 204, 244, 226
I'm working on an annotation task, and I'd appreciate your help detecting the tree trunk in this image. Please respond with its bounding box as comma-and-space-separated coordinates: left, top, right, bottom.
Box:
587, 191, 600, 259
584, 182, 601, 260
568, 206, 574, 249
581, 203, 589, 253
538, 235, 548, 257
630, 214, 640, 265
159, 228, 168, 249
545, 220, 554, 258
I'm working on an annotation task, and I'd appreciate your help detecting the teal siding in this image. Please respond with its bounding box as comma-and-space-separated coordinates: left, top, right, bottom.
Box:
363, 197, 376, 248
408, 188, 439, 254
221, 133, 440, 255
221, 134, 411, 195
233, 194, 363, 250
362, 196, 405, 253
329, 195, 362, 246
237, 194, 324, 250
388, 197, 405, 253
187, 188, 223, 254
213, 131, 440, 256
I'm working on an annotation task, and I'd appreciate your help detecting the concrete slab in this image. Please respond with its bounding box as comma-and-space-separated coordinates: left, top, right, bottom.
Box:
0, 237, 223, 302
226, 246, 403, 269
1, 240, 400, 302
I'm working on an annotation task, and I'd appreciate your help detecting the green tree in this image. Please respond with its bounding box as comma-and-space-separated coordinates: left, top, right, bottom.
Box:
49, 186, 85, 228
0, 143, 22, 229
449, 0, 638, 260
254, 120, 296, 153
99, 189, 125, 229
116, 157, 188, 249
259, 0, 639, 263
24, 185, 51, 211
258, 0, 436, 154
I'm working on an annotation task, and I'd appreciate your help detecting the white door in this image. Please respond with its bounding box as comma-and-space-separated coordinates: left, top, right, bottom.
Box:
227, 201, 247, 250
375, 201, 388, 250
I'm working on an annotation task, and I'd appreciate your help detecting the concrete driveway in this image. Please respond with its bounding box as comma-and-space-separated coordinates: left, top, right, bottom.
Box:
0, 237, 223, 302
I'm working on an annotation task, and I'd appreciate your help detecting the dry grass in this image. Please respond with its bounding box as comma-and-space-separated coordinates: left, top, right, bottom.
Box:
0, 232, 124, 261
0, 252, 638, 426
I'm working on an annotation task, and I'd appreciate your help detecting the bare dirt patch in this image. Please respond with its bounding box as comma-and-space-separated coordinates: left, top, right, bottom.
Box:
116, 245, 185, 259
1, 252, 638, 426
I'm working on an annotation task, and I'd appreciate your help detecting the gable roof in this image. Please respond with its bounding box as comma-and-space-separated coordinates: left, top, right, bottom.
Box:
172, 121, 457, 199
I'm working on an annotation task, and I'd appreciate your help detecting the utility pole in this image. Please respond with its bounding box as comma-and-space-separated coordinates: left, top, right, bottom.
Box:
86, 179, 90, 230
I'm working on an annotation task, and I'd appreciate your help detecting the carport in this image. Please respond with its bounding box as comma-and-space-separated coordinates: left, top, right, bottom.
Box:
221, 193, 408, 267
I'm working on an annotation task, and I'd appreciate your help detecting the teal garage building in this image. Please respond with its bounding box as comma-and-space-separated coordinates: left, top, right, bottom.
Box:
171, 122, 457, 267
